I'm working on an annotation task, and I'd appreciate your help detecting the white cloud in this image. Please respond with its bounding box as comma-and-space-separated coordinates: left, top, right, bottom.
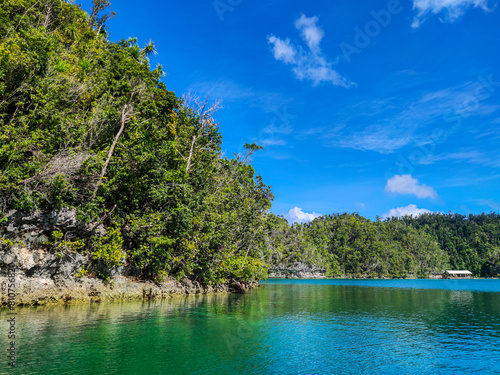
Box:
267, 36, 297, 64
268, 15, 353, 87
295, 14, 324, 53
285, 207, 322, 224
385, 174, 438, 199
292, 59, 349, 87
383, 204, 433, 219
412, 0, 491, 28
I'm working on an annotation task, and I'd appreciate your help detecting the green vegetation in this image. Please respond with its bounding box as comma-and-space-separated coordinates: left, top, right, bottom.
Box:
1, 1, 499, 283
391, 213, 500, 277
279, 212, 500, 278
0, 0, 273, 283
301, 213, 450, 278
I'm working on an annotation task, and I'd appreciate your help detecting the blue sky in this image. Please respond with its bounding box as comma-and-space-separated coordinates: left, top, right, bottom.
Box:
80, 0, 500, 222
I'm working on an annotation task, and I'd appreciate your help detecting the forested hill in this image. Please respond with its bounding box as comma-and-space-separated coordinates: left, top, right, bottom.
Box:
294, 213, 500, 278
1, 1, 499, 283
392, 213, 500, 276
0, 0, 274, 283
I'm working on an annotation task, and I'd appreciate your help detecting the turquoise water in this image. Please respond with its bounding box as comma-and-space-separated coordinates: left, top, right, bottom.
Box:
1, 279, 499, 374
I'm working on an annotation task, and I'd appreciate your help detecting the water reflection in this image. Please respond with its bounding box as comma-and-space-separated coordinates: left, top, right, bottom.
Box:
0, 281, 499, 375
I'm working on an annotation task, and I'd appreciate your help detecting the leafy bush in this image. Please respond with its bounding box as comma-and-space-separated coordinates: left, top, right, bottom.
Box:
92, 226, 124, 267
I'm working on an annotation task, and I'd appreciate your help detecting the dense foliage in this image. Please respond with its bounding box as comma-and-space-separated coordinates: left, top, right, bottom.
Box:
391, 213, 500, 277
290, 214, 450, 278
0, 0, 273, 283
1, 1, 499, 282
283, 213, 500, 278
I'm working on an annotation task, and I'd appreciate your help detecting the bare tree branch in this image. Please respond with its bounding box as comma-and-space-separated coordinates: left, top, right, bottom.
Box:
92, 103, 134, 198
186, 135, 197, 173
181, 94, 223, 173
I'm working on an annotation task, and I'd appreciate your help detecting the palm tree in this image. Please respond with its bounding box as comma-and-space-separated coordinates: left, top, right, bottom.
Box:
142, 40, 157, 58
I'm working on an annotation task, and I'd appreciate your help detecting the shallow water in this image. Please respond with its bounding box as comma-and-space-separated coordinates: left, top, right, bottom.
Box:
1, 279, 499, 374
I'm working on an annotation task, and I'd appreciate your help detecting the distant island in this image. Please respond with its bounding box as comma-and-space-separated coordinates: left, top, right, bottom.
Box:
1, 1, 499, 306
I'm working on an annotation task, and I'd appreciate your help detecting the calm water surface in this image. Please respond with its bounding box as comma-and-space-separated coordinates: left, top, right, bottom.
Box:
1, 279, 499, 374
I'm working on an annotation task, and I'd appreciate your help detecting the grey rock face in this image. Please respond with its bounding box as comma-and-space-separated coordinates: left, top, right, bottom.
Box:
0, 249, 17, 266
0, 209, 94, 278
269, 262, 326, 278
0, 246, 90, 279
1, 208, 87, 246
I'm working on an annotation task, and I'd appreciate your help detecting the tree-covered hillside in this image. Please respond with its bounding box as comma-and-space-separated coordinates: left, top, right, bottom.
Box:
294, 213, 500, 278
0, 0, 276, 283
392, 213, 500, 276
1, 1, 499, 283
300, 214, 450, 278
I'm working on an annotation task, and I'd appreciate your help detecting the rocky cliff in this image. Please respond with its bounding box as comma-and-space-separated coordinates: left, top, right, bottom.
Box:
268, 262, 326, 279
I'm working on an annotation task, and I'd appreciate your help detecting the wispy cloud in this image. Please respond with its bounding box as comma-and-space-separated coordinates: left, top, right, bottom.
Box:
335, 125, 414, 154
263, 123, 293, 135
285, 207, 322, 224
253, 106, 296, 149
421, 151, 484, 164
385, 174, 438, 199
188, 80, 289, 111
189, 80, 253, 102
445, 173, 500, 187
478, 199, 500, 210
259, 138, 287, 147
309, 79, 500, 154
383, 204, 433, 218
189, 81, 295, 150
412, 0, 492, 28
474, 123, 500, 140
420, 150, 500, 168
355, 201, 366, 209
268, 15, 354, 87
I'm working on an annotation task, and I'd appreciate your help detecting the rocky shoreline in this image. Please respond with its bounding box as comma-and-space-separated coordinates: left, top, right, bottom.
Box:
0, 208, 260, 306
0, 275, 259, 307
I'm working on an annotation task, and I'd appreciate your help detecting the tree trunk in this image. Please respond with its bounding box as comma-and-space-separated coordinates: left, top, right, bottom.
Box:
92, 104, 131, 198
186, 135, 197, 173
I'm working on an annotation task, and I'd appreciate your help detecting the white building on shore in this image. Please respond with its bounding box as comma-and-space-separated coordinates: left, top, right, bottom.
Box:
444, 270, 473, 278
